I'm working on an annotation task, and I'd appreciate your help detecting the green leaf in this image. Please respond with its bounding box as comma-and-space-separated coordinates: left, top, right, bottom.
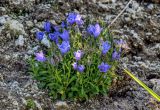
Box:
68, 76, 76, 85
61, 94, 66, 100
68, 92, 73, 98
124, 69, 160, 102
71, 86, 79, 92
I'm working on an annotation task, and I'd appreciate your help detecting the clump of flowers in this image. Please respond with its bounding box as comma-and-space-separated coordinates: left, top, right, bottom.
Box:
29, 12, 126, 101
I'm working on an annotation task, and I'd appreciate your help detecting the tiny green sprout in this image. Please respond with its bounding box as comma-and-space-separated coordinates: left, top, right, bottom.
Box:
26, 99, 36, 109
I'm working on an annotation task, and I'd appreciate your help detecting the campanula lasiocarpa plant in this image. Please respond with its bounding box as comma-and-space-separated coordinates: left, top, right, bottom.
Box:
28, 12, 126, 101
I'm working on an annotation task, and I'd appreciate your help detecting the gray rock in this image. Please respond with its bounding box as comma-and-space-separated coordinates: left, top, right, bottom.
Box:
0, 16, 6, 25
5, 20, 26, 36
27, 45, 39, 55
41, 36, 51, 48
55, 101, 68, 109
149, 79, 160, 95
7, 0, 37, 11
9, 81, 22, 94
105, 15, 115, 22
15, 35, 25, 46
12, 100, 18, 106
98, 0, 116, 3
34, 100, 42, 110
35, 22, 43, 29
147, 4, 154, 10
132, 1, 139, 11
150, 43, 160, 52
146, 32, 152, 36
124, 17, 131, 23
133, 56, 142, 61
30, 28, 39, 34
0, 7, 6, 15
25, 21, 34, 28
126, 8, 136, 14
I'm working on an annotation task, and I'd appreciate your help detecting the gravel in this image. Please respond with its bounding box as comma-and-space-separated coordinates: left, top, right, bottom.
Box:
0, 0, 160, 109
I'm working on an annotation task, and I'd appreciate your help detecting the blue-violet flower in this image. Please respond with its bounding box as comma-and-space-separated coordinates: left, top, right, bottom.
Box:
87, 23, 102, 38
44, 21, 51, 32
102, 41, 111, 55
36, 32, 44, 41
60, 30, 70, 41
35, 51, 46, 62
77, 65, 85, 73
48, 32, 59, 44
67, 13, 83, 25
58, 41, 70, 54
54, 25, 60, 31
98, 62, 111, 73
74, 50, 83, 61
112, 50, 121, 60
61, 21, 67, 28
72, 62, 78, 70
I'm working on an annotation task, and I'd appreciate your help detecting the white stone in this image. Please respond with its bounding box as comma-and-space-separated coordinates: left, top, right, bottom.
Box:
12, 100, 18, 106
132, 1, 139, 11
34, 100, 42, 110
0, 16, 6, 25
55, 101, 68, 109
15, 35, 25, 46
147, 4, 154, 10
5, 20, 26, 35
149, 79, 160, 95
41, 36, 51, 48
26, 21, 34, 28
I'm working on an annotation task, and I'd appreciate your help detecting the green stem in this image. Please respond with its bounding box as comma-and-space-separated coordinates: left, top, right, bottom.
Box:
124, 69, 160, 102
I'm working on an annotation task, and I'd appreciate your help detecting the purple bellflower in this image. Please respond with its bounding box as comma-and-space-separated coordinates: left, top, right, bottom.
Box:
77, 65, 85, 73
44, 21, 51, 32
114, 39, 130, 51
60, 30, 70, 41
74, 50, 83, 61
114, 39, 124, 46
87, 23, 102, 38
53, 25, 60, 32
48, 32, 59, 44
102, 41, 111, 55
61, 21, 67, 28
67, 13, 83, 25
58, 41, 70, 54
98, 62, 111, 73
35, 51, 46, 62
72, 62, 78, 70
112, 50, 121, 60
36, 31, 44, 41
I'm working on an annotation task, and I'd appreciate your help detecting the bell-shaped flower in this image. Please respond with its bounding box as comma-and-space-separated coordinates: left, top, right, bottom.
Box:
44, 21, 51, 32
67, 13, 83, 25
74, 50, 83, 61
36, 31, 44, 41
58, 41, 70, 54
35, 51, 46, 62
77, 65, 85, 73
98, 62, 111, 73
87, 23, 102, 38
60, 30, 69, 41
112, 50, 121, 60
72, 62, 78, 70
48, 32, 59, 44
102, 41, 111, 55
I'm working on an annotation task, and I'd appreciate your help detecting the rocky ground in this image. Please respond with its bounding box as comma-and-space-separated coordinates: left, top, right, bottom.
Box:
0, 0, 160, 110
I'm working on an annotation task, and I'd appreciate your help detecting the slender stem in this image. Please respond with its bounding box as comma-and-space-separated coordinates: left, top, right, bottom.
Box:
108, 0, 133, 28
124, 69, 160, 102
